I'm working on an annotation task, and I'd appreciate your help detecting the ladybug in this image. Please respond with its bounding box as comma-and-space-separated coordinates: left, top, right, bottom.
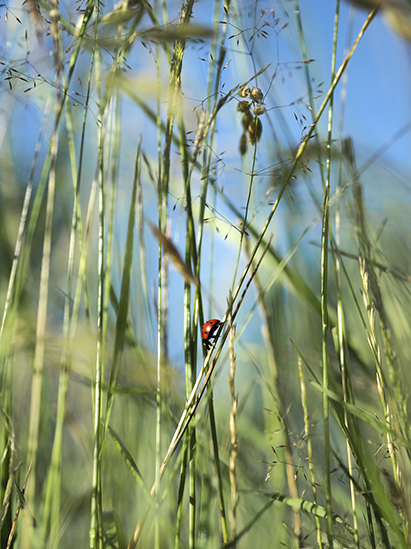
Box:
202, 319, 222, 351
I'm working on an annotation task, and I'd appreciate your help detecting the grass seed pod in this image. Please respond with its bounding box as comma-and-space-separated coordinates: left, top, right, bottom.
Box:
239, 85, 251, 98
237, 100, 251, 113
248, 117, 263, 143
253, 104, 266, 116
239, 132, 247, 156
250, 87, 263, 103
241, 111, 253, 131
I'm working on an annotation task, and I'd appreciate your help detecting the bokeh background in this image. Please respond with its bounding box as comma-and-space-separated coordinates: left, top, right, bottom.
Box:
1, 0, 411, 547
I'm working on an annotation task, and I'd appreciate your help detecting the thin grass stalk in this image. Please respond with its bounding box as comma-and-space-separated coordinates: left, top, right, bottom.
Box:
43, 358, 68, 546
154, 17, 166, 545
23, 6, 63, 548
206, 385, 229, 544
181, 117, 197, 547
155, 0, 171, 196
331, 13, 360, 547
145, 12, 167, 350
154, 230, 166, 549
228, 314, 238, 545
298, 358, 322, 547
155, 38, 163, 184
188, 360, 196, 548
203, 0, 230, 310
186, 238, 197, 543
137, 155, 153, 340
174, 87, 199, 548
102, 96, 120, 363
155, 98, 170, 549
321, 2, 340, 545
333, 268, 360, 547
319, 8, 338, 549
174, 437, 189, 549
90, 20, 105, 546
321, 184, 332, 548
90, 172, 104, 547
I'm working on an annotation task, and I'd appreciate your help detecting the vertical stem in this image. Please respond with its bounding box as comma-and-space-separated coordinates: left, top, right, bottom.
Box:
228, 315, 238, 545
322, 3, 340, 546
298, 358, 322, 548
90, 15, 104, 546
23, 2, 62, 546
321, 182, 332, 546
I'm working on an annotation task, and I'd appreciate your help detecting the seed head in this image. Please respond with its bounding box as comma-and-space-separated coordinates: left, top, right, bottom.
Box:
250, 87, 263, 103
239, 85, 251, 98
239, 133, 247, 156
237, 100, 250, 113
241, 111, 254, 131
253, 104, 266, 116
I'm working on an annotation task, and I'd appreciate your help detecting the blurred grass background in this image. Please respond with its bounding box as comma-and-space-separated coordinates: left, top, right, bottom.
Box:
1, 0, 411, 547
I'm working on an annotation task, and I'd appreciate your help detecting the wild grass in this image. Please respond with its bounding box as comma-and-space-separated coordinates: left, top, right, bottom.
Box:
0, 0, 411, 548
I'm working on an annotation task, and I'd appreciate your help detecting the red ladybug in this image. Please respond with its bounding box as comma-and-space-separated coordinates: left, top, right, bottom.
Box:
202, 319, 222, 351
